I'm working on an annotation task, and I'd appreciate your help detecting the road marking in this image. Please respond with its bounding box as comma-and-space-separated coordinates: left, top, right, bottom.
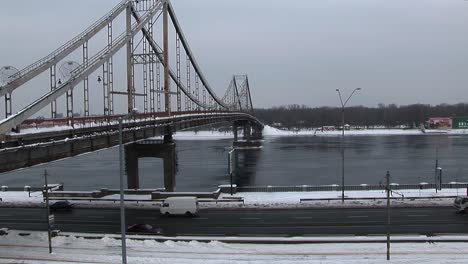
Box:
348, 215, 369, 218
136, 216, 155, 220
59, 220, 115, 225
408, 215, 429, 217
240, 217, 260, 220
193, 217, 208, 220
177, 233, 224, 236
294, 216, 314, 219
87, 216, 105, 219
0, 214, 12, 217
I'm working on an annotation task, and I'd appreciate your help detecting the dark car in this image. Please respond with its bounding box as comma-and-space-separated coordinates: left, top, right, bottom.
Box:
49, 201, 73, 211
127, 224, 163, 235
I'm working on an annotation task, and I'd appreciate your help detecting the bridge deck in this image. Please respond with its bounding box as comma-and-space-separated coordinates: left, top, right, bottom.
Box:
0, 112, 262, 173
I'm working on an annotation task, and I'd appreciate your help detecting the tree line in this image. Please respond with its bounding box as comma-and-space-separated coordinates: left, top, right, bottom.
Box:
253, 103, 468, 129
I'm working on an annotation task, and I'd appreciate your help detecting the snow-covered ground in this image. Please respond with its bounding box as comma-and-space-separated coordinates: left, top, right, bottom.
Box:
172, 126, 468, 140
1, 230, 468, 263
262, 126, 468, 137
0, 187, 465, 209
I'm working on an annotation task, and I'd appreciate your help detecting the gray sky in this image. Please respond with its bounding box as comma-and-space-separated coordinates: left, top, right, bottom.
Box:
1, 0, 468, 113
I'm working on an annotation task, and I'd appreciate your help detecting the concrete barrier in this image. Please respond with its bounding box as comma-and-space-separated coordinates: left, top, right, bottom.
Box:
219, 185, 237, 194
151, 191, 220, 200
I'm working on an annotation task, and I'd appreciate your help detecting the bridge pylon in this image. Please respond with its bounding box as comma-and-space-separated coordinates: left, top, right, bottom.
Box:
0, 0, 265, 173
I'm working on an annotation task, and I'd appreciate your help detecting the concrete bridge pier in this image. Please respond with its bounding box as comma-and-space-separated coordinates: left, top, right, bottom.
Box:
233, 122, 239, 141
243, 123, 252, 139
125, 135, 176, 191
232, 120, 263, 148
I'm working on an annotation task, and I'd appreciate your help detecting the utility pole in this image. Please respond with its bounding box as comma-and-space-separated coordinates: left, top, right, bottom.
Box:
434, 144, 439, 193
43, 169, 52, 254
119, 117, 127, 264
335, 88, 362, 203
228, 149, 235, 195
126, 4, 133, 114
340, 107, 345, 202
386, 170, 391, 261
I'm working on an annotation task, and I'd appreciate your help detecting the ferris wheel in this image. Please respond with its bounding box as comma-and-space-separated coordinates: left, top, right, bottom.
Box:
58, 61, 81, 84
0, 66, 20, 86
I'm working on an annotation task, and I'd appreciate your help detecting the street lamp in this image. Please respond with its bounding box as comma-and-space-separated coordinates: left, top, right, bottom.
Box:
336, 88, 362, 203
118, 108, 138, 264
228, 148, 236, 195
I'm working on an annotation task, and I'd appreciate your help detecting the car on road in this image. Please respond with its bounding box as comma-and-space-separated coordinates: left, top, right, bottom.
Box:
160, 196, 199, 216
127, 224, 163, 234
49, 201, 73, 211
454, 195, 468, 213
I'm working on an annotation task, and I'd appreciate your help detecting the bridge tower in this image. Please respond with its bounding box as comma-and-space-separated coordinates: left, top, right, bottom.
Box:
0, 0, 264, 178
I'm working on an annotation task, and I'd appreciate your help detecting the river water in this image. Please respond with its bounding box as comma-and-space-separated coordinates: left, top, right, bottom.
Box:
2, 134, 468, 191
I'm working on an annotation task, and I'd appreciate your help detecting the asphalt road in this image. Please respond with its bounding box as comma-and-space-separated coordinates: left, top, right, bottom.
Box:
0, 207, 467, 236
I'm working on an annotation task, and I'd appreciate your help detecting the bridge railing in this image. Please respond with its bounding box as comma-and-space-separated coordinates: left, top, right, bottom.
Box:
16, 110, 249, 131
237, 183, 468, 192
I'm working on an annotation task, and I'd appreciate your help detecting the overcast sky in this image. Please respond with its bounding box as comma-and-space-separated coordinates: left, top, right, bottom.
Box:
1, 0, 468, 113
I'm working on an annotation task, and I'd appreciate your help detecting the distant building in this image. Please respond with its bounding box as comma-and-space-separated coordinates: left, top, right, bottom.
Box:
452, 116, 468, 129
272, 122, 282, 127
427, 117, 452, 129
321, 126, 335, 131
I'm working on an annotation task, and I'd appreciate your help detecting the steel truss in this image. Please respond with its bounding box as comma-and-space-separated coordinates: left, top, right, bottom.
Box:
0, 0, 254, 135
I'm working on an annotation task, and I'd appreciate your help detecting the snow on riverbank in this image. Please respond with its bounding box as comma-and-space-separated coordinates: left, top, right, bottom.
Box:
1, 230, 468, 263
1, 187, 465, 209
263, 126, 468, 137
172, 126, 468, 140
214, 188, 465, 209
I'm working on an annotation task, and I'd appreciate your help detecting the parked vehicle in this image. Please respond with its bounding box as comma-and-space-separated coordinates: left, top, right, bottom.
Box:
160, 196, 199, 216
127, 224, 163, 234
50, 201, 73, 211
454, 196, 468, 213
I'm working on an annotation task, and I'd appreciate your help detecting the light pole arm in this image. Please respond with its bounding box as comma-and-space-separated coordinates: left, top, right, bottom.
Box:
343, 88, 361, 107
336, 89, 344, 107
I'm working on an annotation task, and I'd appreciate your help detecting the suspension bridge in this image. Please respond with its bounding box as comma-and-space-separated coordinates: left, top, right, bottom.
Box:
0, 0, 263, 188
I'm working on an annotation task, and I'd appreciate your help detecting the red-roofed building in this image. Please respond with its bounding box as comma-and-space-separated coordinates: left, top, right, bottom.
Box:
428, 117, 452, 129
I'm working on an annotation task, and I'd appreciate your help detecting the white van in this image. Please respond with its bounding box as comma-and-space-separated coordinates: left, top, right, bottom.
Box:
454, 195, 468, 213
160, 196, 199, 216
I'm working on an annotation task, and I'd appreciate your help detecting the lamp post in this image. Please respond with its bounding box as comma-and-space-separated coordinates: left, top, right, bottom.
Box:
336, 88, 361, 203
228, 148, 235, 195
118, 108, 137, 264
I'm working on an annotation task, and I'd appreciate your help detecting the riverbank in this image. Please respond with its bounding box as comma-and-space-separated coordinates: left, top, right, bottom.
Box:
0, 187, 465, 209
172, 125, 468, 140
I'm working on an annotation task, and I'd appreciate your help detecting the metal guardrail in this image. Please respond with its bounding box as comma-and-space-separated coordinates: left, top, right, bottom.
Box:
299, 196, 458, 203
0, 184, 63, 192
47, 197, 244, 204
237, 183, 468, 192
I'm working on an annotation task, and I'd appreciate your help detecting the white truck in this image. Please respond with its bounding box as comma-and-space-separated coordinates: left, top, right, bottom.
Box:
160, 196, 199, 216
454, 195, 468, 213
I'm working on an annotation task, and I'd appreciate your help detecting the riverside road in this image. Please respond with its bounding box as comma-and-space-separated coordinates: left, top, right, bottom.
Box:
0, 207, 467, 236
